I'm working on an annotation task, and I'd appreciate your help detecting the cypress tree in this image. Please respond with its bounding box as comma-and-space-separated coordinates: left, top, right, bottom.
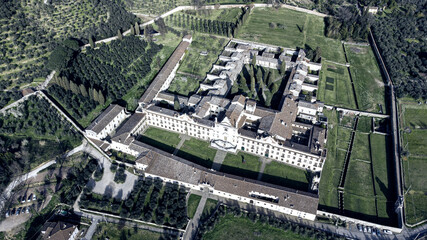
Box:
98, 90, 105, 105
79, 84, 88, 97
89, 36, 95, 48
89, 87, 94, 99
250, 76, 255, 94
251, 54, 257, 66
130, 24, 135, 35
135, 22, 140, 35
70, 81, 79, 94
280, 61, 287, 74
117, 29, 123, 40
93, 88, 99, 102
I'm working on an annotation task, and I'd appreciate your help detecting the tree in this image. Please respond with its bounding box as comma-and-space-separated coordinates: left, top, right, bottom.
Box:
280, 60, 286, 74
155, 17, 167, 35
117, 29, 123, 40
314, 47, 322, 63
98, 90, 105, 105
46, 45, 74, 71
144, 25, 152, 42
250, 76, 255, 94
130, 24, 135, 35
251, 54, 257, 66
89, 36, 95, 48
135, 22, 140, 35
79, 84, 88, 97
174, 96, 180, 111
70, 81, 79, 94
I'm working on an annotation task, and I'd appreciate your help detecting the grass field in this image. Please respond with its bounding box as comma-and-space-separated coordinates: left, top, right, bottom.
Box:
177, 33, 228, 78
318, 110, 395, 225
202, 214, 311, 240
345, 45, 386, 113
237, 8, 346, 63
317, 62, 356, 109
220, 152, 261, 180
261, 161, 309, 191
126, 0, 190, 15
187, 194, 202, 219
400, 103, 427, 225
183, 8, 243, 22
201, 198, 218, 222
357, 116, 372, 133
177, 138, 217, 168
319, 111, 346, 209
93, 222, 164, 240
139, 127, 181, 153
168, 73, 202, 96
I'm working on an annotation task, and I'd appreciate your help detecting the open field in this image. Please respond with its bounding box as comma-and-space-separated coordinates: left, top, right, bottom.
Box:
400, 103, 427, 225
125, 0, 190, 15
201, 198, 218, 222
176, 33, 228, 78
319, 110, 395, 225
168, 73, 202, 96
202, 214, 311, 240
317, 62, 356, 109
345, 45, 386, 113
220, 152, 261, 180
237, 8, 346, 63
261, 161, 309, 191
139, 127, 181, 153
183, 8, 243, 22
187, 194, 202, 219
318, 110, 346, 210
177, 138, 217, 168
93, 222, 164, 240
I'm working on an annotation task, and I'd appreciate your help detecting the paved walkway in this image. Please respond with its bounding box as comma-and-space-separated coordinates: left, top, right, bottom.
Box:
82, 218, 98, 240
173, 134, 190, 155
183, 189, 208, 240
0, 160, 56, 212
212, 150, 227, 171
68, 144, 137, 200
257, 157, 272, 181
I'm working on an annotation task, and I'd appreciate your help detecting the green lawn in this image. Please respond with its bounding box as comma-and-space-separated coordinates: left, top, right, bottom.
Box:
357, 116, 372, 133
317, 61, 356, 109
318, 110, 360, 211
237, 8, 346, 63
186, 8, 243, 22
345, 45, 386, 113
139, 127, 181, 153
177, 138, 217, 168
187, 194, 202, 219
400, 104, 427, 225
345, 133, 374, 197
220, 152, 261, 180
261, 161, 309, 191
201, 198, 218, 222
168, 73, 202, 96
343, 193, 377, 223
93, 222, 164, 240
403, 108, 427, 129
370, 134, 393, 200
406, 130, 427, 155
403, 156, 427, 225
202, 214, 312, 240
177, 33, 228, 78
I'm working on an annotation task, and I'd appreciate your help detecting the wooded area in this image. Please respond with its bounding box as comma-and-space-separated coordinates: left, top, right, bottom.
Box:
0, 95, 81, 193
